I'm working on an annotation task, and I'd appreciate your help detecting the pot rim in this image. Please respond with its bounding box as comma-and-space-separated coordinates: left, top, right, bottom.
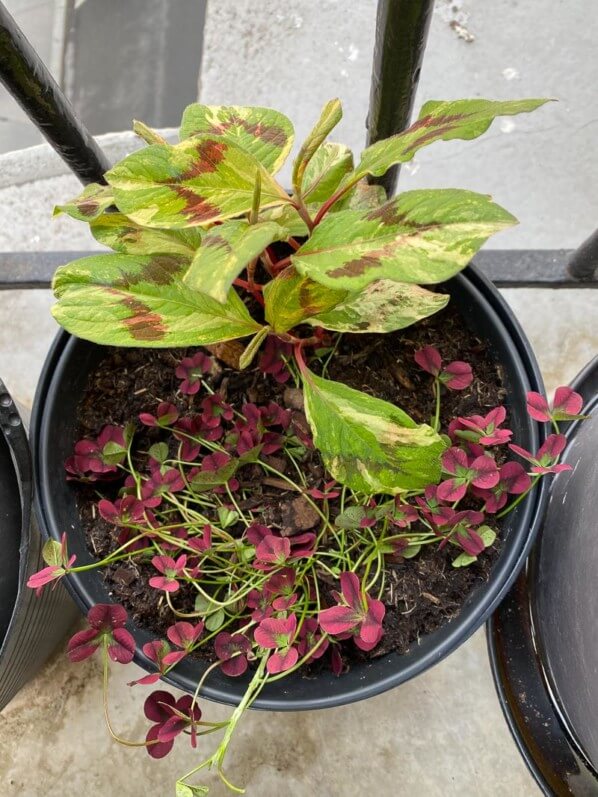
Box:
31, 264, 549, 710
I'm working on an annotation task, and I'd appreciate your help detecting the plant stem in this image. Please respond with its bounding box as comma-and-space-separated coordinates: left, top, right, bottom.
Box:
495, 474, 541, 518
293, 199, 315, 232
181, 657, 269, 794
102, 640, 149, 748
271, 254, 291, 273
433, 379, 441, 432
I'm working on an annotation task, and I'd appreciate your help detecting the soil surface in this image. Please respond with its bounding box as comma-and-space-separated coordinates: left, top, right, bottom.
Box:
74, 301, 506, 662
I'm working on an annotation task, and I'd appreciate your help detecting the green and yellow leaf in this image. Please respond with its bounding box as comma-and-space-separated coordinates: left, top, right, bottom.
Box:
300, 369, 445, 493
259, 204, 309, 237
239, 326, 271, 370
292, 98, 343, 194
183, 219, 288, 303
106, 137, 291, 229
344, 98, 550, 186
292, 189, 516, 291
263, 267, 346, 333
301, 142, 353, 203
90, 212, 202, 257
309, 280, 449, 333
54, 183, 114, 221
179, 104, 294, 174
343, 180, 387, 211
52, 253, 262, 347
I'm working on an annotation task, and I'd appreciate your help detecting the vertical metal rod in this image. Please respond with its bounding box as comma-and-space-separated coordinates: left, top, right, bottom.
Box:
568, 228, 598, 281
0, 2, 111, 184
366, 0, 434, 196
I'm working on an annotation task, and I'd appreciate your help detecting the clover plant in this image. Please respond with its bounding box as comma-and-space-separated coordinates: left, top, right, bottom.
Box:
31, 97, 576, 795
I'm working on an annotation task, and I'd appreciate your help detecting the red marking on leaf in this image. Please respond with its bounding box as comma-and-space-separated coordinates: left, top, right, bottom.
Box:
180, 139, 228, 179
208, 114, 287, 147
328, 254, 382, 279
405, 115, 468, 153
365, 203, 411, 226
119, 296, 167, 341
77, 199, 100, 217
171, 186, 220, 223
114, 255, 183, 289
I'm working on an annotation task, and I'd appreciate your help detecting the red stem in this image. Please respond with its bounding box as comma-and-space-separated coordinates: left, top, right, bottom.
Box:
293, 341, 307, 373
313, 180, 356, 226
293, 201, 315, 232
233, 277, 265, 307
271, 255, 292, 274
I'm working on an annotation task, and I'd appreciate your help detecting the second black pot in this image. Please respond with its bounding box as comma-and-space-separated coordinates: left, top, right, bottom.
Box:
0, 380, 78, 710
31, 265, 548, 710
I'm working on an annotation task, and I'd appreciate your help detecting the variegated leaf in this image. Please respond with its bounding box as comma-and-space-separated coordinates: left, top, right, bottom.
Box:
183, 219, 288, 303
52, 253, 262, 347
308, 280, 449, 333
301, 142, 353, 203
239, 326, 271, 370
106, 137, 290, 229
263, 267, 346, 333
179, 104, 294, 174
292, 98, 343, 193
292, 189, 516, 291
344, 98, 550, 187
260, 204, 309, 237
54, 183, 114, 221
300, 369, 445, 493
90, 212, 202, 257
343, 180, 387, 211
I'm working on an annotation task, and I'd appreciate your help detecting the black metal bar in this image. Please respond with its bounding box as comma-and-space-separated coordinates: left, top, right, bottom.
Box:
0, 252, 91, 289
568, 228, 598, 281
471, 249, 593, 288
1, 250, 597, 291
366, 0, 434, 196
0, 3, 111, 184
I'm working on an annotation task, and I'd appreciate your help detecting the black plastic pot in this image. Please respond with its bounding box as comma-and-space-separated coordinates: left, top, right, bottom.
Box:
31, 265, 549, 710
0, 379, 77, 710
488, 356, 598, 795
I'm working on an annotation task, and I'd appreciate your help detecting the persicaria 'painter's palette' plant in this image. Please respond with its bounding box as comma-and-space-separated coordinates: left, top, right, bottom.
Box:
29, 96, 583, 794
